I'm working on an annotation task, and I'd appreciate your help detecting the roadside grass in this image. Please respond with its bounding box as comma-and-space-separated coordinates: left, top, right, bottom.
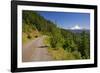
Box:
22, 30, 40, 44
22, 32, 28, 44
43, 36, 51, 47
43, 35, 77, 60
48, 48, 76, 60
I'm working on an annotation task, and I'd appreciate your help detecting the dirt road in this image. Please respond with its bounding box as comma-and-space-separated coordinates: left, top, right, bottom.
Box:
22, 36, 52, 62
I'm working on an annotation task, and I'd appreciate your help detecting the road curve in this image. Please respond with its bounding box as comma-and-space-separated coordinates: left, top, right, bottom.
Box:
22, 36, 52, 62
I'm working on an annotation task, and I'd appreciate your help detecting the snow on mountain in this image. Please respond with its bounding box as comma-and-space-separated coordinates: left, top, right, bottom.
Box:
70, 25, 82, 30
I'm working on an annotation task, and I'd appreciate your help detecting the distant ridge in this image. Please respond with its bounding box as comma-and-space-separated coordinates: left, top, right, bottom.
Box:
65, 29, 90, 34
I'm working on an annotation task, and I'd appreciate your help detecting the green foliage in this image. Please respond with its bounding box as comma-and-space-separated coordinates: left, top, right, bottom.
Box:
79, 31, 90, 59
72, 51, 82, 59
22, 23, 36, 33
43, 36, 51, 47
48, 48, 75, 60
65, 52, 75, 60
22, 33, 28, 43
63, 39, 77, 52
49, 27, 65, 49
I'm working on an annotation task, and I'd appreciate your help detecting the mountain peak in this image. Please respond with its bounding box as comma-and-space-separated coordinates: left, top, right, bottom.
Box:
70, 25, 82, 30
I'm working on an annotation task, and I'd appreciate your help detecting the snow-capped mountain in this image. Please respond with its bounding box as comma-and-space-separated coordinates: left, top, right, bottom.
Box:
70, 25, 82, 30
65, 25, 90, 33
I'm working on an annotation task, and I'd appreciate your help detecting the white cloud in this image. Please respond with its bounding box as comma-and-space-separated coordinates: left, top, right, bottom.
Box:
71, 25, 82, 30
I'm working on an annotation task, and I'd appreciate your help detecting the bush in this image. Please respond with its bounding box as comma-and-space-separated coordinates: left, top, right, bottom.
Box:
43, 36, 51, 47
72, 51, 82, 59
22, 33, 28, 43
48, 48, 75, 60
65, 52, 75, 60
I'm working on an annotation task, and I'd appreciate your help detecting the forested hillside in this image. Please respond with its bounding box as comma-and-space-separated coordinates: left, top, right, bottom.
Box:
22, 10, 90, 60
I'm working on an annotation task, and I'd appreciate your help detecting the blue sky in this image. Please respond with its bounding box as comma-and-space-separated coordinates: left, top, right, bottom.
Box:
38, 11, 90, 30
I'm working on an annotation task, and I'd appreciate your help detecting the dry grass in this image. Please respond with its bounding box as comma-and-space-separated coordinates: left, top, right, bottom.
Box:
48, 48, 75, 60
22, 30, 40, 44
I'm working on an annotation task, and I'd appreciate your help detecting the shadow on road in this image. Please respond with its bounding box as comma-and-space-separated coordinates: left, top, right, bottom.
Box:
38, 46, 49, 48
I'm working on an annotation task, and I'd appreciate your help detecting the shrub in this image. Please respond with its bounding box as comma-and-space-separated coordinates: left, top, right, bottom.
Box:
22, 33, 28, 44
48, 48, 75, 60
72, 51, 82, 59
